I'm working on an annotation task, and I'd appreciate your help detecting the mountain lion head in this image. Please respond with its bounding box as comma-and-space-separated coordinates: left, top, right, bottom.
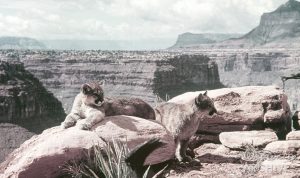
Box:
195, 91, 217, 116
81, 82, 104, 106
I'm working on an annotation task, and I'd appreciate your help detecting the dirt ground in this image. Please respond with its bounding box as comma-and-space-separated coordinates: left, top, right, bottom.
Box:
162, 143, 300, 178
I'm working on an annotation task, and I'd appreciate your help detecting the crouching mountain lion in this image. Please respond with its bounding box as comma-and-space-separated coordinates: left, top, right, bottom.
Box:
155, 91, 217, 162
61, 82, 155, 130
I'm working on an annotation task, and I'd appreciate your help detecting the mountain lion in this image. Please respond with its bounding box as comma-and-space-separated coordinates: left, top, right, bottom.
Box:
61, 82, 155, 130
155, 91, 217, 162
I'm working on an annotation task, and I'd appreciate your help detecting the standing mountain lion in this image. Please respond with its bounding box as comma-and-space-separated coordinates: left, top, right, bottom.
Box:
155, 91, 217, 162
61, 82, 155, 130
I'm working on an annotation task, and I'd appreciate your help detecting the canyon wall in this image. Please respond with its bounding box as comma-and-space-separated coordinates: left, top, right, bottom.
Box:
2, 49, 299, 114
153, 54, 223, 98
10, 50, 222, 112
0, 57, 66, 162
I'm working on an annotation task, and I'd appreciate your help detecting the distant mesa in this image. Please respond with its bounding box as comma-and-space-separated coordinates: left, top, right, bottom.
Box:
170, 32, 242, 49
0, 36, 46, 49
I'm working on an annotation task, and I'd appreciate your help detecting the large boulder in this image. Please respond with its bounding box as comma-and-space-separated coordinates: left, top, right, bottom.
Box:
264, 140, 300, 154
287, 131, 300, 140
0, 115, 175, 178
219, 131, 278, 149
169, 86, 291, 140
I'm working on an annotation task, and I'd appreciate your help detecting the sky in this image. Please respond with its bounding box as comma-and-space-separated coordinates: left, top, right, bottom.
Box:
0, 0, 288, 41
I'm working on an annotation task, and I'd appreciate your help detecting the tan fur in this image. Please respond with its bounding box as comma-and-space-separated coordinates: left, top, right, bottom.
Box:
61, 82, 105, 130
155, 91, 217, 162
61, 82, 156, 130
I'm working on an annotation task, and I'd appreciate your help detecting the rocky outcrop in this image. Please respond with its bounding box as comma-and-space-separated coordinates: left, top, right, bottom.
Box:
219, 131, 278, 149
264, 140, 300, 154
286, 131, 300, 140
153, 55, 223, 99
169, 86, 291, 142
0, 59, 66, 132
219, 0, 300, 47
0, 116, 175, 178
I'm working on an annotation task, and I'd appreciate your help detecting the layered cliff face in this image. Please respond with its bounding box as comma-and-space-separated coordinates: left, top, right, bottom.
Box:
220, 0, 300, 47
153, 55, 223, 98
2, 49, 299, 114
0, 50, 222, 112
170, 0, 300, 48
0, 57, 66, 132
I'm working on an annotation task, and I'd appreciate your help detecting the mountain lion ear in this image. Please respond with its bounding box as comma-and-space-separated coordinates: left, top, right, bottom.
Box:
81, 83, 92, 94
195, 93, 203, 106
198, 93, 204, 100
204, 91, 207, 96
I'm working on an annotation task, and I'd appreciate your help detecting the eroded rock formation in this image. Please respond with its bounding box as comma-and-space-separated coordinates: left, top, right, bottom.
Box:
0, 59, 66, 132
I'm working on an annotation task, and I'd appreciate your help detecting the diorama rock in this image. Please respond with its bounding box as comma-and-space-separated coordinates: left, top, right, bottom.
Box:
169, 86, 291, 140
264, 140, 300, 154
286, 131, 300, 140
0, 116, 175, 178
219, 131, 278, 149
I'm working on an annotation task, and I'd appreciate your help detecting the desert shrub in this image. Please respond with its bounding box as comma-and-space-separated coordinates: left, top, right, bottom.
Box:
61, 139, 150, 178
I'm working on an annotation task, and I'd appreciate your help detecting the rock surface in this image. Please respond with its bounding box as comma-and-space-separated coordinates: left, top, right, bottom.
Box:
226, 0, 300, 48
0, 59, 66, 131
287, 131, 300, 140
264, 140, 300, 154
219, 131, 278, 149
169, 86, 291, 140
0, 115, 175, 178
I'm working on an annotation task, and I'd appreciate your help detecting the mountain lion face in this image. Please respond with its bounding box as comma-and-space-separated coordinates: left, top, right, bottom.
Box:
81, 82, 104, 106
195, 91, 217, 116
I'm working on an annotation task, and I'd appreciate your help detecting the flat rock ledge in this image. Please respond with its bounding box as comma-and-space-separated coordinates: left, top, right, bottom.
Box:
0, 115, 175, 178
264, 140, 300, 154
286, 131, 300, 140
219, 131, 278, 149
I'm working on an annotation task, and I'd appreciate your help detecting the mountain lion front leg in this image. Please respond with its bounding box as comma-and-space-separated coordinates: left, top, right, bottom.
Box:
180, 139, 193, 162
79, 108, 105, 130
175, 138, 193, 162
61, 113, 81, 129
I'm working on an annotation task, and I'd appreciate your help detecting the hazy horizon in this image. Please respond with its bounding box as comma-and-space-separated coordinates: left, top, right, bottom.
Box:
0, 0, 292, 49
